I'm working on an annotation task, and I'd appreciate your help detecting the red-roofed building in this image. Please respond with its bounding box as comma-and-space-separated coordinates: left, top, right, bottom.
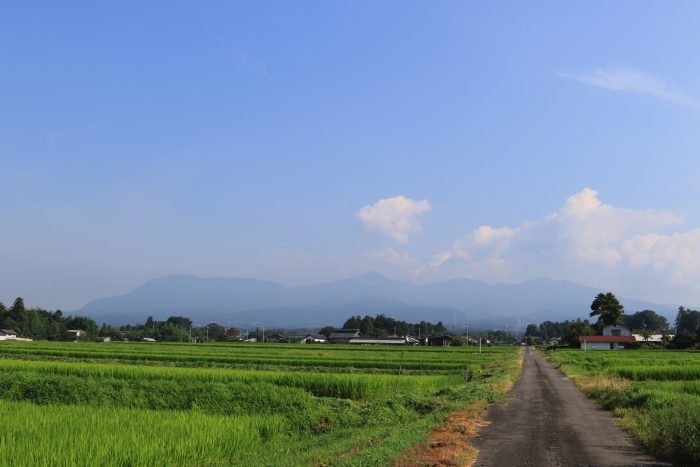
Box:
579, 335, 636, 350
579, 325, 636, 350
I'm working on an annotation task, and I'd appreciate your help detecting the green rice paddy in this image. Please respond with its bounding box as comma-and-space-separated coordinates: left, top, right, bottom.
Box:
546, 349, 700, 466
0, 341, 519, 466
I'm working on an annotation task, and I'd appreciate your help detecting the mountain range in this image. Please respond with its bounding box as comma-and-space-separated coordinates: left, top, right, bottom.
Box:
75, 272, 680, 331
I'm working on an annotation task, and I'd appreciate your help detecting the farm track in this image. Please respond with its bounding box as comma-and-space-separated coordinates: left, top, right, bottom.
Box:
473, 347, 668, 467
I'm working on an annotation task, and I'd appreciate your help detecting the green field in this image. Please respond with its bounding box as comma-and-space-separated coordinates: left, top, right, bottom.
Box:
545, 349, 700, 466
0, 341, 519, 466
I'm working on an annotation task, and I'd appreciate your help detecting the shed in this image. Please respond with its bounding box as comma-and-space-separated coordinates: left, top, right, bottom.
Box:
425, 335, 453, 347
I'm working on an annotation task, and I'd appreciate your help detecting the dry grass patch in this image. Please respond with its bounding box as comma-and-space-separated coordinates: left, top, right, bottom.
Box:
395, 403, 488, 467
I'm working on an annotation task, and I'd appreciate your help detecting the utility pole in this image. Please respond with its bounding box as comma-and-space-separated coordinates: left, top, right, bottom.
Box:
262, 327, 265, 343
479, 337, 482, 354
466, 323, 469, 346
206, 325, 209, 342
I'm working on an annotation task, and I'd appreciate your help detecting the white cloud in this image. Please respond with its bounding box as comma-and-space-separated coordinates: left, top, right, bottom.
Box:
623, 230, 700, 284
358, 196, 431, 243
548, 188, 682, 267
420, 188, 699, 303
560, 68, 699, 108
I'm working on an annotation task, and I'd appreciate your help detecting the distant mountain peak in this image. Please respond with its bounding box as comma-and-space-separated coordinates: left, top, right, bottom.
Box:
76, 272, 679, 329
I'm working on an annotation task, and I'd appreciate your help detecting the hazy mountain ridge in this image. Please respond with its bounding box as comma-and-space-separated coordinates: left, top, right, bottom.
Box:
75, 273, 680, 330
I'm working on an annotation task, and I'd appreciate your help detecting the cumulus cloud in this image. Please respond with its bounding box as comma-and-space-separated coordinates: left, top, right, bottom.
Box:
548, 188, 682, 266
358, 196, 431, 243
623, 230, 700, 284
421, 188, 699, 302
560, 68, 700, 108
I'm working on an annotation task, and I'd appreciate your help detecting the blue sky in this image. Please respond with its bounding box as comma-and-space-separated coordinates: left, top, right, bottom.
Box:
2, 1, 700, 309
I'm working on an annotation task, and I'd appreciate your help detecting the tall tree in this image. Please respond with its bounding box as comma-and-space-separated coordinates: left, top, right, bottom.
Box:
590, 292, 624, 326
563, 319, 595, 347
675, 306, 700, 334
9, 297, 25, 322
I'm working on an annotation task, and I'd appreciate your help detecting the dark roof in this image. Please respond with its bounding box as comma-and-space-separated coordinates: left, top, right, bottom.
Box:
328, 329, 361, 339
0, 329, 17, 336
578, 335, 636, 343
304, 334, 327, 340
426, 335, 453, 340
349, 337, 416, 345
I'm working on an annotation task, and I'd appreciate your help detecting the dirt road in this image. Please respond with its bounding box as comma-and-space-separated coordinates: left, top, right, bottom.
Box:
473, 347, 669, 467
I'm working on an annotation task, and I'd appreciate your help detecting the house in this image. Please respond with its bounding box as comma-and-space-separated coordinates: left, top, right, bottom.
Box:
142, 337, 157, 342
348, 336, 419, 346
579, 335, 636, 350
602, 324, 632, 337
0, 329, 17, 341
579, 325, 635, 350
425, 335, 453, 347
328, 329, 361, 344
301, 334, 328, 344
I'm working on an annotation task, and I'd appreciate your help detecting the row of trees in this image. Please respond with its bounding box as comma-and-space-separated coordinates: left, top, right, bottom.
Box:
0, 297, 98, 340
102, 317, 239, 342
336, 314, 448, 338
0, 298, 238, 343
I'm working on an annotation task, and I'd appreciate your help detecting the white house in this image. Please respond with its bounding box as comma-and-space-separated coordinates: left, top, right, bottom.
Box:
0, 329, 17, 341
580, 325, 635, 350
602, 324, 632, 337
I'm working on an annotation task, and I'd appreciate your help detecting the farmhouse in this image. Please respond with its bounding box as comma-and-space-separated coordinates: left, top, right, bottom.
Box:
328, 329, 361, 344
0, 329, 17, 341
579, 324, 636, 350
348, 336, 419, 346
301, 334, 328, 344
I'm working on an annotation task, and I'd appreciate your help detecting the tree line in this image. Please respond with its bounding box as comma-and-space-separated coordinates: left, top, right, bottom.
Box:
333, 314, 448, 338
525, 292, 700, 348
0, 297, 98, 340
0, 297, 240, 342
